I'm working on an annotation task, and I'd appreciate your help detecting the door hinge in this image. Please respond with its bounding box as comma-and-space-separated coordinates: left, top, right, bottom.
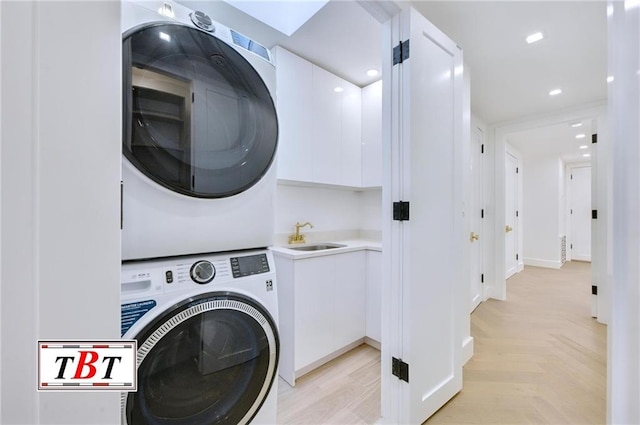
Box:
516, 210, 519, 218
571, 243, 573, 249
571, 209, 573, 215
481, 273, 484, 283
393, 40, 410, 65
571, 174, 573, 180
592, 285, 598, 295
592, 134, 598, 144
392, 357, 409, 382
192, 92, 195, 103
516, 254, 519, 261
481, 209, 484, 219
516, 167, 519, 174
120, 181, 123, 230
592, 209, 598, 219
481, 144, 484, 154
393, 201, 410, 221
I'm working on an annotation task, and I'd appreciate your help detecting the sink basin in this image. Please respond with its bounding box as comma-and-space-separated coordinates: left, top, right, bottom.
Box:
287, 243, 346, 252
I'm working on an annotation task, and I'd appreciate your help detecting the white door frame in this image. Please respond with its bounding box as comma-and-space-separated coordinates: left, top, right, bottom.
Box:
469, 125, 485, 312
504, 146, 522, 279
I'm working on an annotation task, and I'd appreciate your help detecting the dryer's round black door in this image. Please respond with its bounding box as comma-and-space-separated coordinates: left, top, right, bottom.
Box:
122, 23, 278, 198
125, 293, 279, 425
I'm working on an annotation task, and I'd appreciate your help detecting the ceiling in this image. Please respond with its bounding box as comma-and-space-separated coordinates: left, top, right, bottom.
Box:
182, 0, 608, 160
506, 119, 594, 163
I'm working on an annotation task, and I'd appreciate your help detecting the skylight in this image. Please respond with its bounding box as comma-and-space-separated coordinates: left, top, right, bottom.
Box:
223, 0, 329, 36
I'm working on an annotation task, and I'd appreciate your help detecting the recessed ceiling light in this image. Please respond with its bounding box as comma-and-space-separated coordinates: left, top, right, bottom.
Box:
583, 153, 591, 158
579, 145, 588, 149
570, 122, 583, 128
366, 69, 379, 77
159, 32, 171, 42
625, 0, 640, 11
526, 32, 544, 44
549, 89, 562, 96
576, 134, 586, 139
334, 87, 344, 93
607, 76, 615, 83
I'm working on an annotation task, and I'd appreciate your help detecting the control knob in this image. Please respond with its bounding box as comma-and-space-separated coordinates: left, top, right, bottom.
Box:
190, 260, 215, 284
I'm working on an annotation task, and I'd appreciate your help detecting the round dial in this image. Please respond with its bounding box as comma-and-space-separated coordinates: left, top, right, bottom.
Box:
190, 260, 216, 284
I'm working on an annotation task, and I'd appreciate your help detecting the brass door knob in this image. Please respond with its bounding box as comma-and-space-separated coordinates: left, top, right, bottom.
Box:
470, 232, 479, 242
505, 225, 513, 233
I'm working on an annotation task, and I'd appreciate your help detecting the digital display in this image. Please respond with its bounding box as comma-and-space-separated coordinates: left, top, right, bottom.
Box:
230, 254, 269, 278
230, 30, 270, 61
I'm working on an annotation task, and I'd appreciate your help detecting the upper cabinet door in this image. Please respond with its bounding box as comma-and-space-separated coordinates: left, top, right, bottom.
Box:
361, 80, 382, 187
274, 47, 365, 188
311, 65, 343, 185
274, 46, 314, 182
383, 7, 465, 424
340, 82, 363, 187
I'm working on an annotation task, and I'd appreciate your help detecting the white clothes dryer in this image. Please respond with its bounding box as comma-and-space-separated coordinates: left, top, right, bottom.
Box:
121, 249, 279, 424
121, 0, 278, 260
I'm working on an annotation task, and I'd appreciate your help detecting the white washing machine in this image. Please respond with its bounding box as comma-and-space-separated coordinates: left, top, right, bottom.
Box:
121, 249, 279, 424
121, 0, 278, 261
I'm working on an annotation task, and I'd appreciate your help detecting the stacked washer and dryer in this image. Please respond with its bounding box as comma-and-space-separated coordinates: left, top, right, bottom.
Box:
120, 1, 280, 423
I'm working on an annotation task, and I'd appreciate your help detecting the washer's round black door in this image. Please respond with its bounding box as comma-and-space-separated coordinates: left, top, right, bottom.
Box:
125, 293, 279, 425
122, 23, 278, 198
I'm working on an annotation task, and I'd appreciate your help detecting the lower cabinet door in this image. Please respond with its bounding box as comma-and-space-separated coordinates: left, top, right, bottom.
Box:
294, 255, 335, 370
334, 251, 366, 348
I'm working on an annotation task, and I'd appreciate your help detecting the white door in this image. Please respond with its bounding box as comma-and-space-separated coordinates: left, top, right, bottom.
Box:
470, 127, 484, 311
382, 7, 464, 424
571, 166, 592, 261
505, 152, 518, 278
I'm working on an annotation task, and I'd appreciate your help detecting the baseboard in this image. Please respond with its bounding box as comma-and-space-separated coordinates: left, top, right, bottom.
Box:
572, 256, 591, 262
295, 338, 366, 380
462, 336, 474, 365
523, 257, 563, 269
364, 336, 381, 351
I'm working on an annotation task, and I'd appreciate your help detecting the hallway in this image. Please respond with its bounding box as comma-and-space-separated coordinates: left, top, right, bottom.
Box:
277, 261, 606, 424
428, 261, 606, 424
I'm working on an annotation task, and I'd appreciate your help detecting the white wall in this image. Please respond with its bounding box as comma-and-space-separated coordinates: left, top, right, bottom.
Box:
275, 184, 361, 241
522, 156, 563, 269
608, 1, 640, 423
358, 189, 382, 234
1, 2, 121, 423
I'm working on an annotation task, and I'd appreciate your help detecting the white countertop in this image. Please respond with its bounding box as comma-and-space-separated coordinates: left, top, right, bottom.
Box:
270, 239, 381, 259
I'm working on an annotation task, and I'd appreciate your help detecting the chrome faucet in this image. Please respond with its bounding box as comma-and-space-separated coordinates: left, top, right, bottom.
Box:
289, 222, 313, 244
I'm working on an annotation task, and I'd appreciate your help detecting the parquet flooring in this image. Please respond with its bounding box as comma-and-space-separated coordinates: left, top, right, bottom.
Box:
276, 261, 607, 424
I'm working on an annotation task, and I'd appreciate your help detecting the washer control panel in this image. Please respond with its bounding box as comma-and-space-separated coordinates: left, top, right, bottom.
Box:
230, 253, 270, 278
122, 249, 274, 297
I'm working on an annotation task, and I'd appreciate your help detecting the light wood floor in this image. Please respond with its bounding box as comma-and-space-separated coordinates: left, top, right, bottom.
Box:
276, 261, 607, 424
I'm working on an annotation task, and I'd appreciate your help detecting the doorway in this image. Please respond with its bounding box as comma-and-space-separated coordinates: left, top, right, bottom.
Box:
568, 164, 592, 262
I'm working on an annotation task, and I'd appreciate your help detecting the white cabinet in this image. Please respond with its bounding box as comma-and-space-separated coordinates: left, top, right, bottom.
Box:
274, 46, 363, 187
273, 47, 313, 182
294, 255, 335, 368
361, 80, 382, 187
366, 250, 382, 343
340, 83, 363, 187
274, 250, 367, 385
311, 65, 342, 185
334, 251, 367, 348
